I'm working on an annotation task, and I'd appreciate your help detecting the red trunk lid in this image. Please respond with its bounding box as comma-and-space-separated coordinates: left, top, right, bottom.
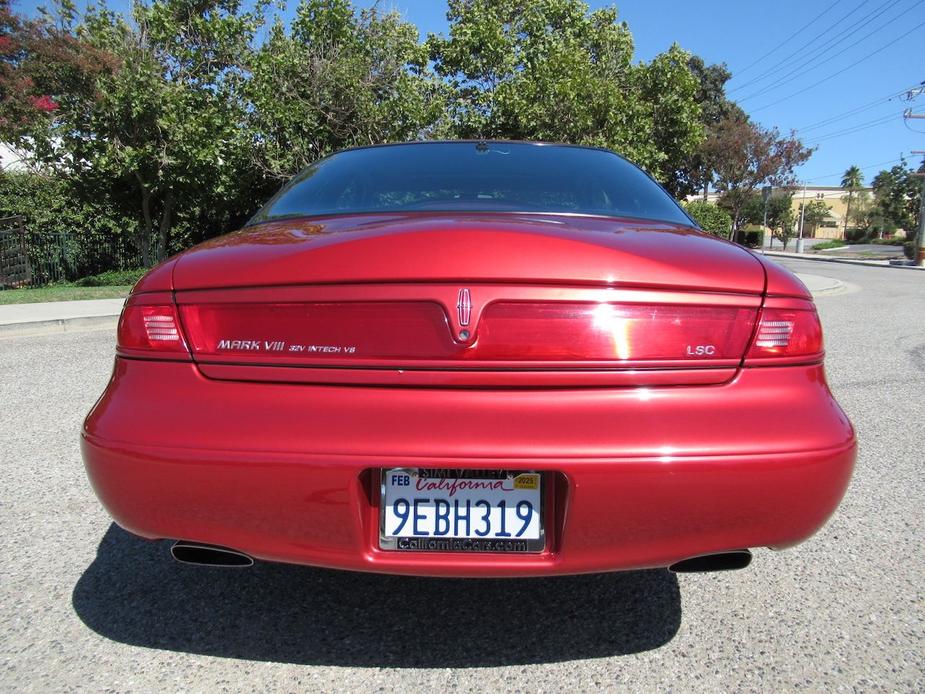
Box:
172, 213, 765, 293
169, 213, 767, 387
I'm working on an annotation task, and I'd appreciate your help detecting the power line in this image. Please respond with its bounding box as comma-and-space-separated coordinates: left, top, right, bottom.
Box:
803, 155, 908, 183
737, 1, 921, 103
731, 0, 899, 96
732, 0, 842, 77
728, 0, 873, 93
808, 112, 902, 144
749, 18, 925, 113
796, 82, 921, 133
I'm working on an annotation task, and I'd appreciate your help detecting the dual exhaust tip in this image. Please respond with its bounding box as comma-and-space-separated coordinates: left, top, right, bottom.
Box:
171, 541, 254, 567
170, 541, 752, 573
669, 549, 752, 573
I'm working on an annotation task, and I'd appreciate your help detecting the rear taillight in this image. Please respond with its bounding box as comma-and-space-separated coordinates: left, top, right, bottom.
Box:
472, 302, 758, 362
117, 300, 189, 356
745, 306, 823, 364
177, 300, 757, 366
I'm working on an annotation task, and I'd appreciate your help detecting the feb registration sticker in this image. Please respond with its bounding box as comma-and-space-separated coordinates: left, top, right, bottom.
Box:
379, 469, 545, 553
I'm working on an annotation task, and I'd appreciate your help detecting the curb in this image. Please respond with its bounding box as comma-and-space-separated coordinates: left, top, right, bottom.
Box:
0, 314, 119, 339
762, 251, 924, 271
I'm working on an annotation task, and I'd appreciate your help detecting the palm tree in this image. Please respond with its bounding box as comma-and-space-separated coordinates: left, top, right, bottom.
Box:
840, 165, 863, 238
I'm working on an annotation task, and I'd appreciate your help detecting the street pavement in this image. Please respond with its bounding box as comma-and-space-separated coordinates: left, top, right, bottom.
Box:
0, 258, 922, 692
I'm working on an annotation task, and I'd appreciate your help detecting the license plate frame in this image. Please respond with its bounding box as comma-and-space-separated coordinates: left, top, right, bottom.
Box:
378, 468, 546, 553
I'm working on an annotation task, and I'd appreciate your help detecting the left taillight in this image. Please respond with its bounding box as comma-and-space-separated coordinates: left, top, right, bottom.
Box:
117, 295, 190, 358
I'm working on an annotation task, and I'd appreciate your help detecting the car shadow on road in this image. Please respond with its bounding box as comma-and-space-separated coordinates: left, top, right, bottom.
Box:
72, 525, 681, 667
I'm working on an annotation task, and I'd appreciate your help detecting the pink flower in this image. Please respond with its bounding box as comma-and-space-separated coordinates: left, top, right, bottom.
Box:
30, 95, 58, 112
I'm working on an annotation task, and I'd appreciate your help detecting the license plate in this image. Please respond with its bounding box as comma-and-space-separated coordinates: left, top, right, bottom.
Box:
379, 468, 545, 553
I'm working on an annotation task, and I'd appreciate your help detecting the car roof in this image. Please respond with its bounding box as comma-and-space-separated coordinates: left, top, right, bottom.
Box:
328, 139, 619, 157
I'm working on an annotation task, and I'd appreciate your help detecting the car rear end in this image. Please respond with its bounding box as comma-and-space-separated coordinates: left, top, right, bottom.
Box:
81, 143, 855, 576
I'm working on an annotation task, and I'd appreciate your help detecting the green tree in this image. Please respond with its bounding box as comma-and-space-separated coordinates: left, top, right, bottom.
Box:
0, 170, 139, 279
743, 190, 794, 247
871, 161, 922, 237
707, 114, 813, 239
798, 199, 832, 238
840, 165, 863, 237
247, 0, 445, 181
677, 56, 744, 199
846, 190, 875, 236
0, 0, 268, 264
682, 200, 730, 237
429, 0, 705, 194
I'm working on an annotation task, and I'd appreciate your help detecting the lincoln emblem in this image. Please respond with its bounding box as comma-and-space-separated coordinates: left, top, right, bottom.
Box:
456, 288, 472, 327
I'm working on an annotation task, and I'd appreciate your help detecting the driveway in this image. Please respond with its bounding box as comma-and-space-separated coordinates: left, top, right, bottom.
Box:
0, 258, 922, 691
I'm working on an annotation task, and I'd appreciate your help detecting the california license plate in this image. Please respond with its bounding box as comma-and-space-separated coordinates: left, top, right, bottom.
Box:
379, 468, 545, 552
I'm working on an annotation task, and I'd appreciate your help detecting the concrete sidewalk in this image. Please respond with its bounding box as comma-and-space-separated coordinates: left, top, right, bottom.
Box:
762, 250, 925, 271
0, 298, 124, 338
0, 274, 845, 337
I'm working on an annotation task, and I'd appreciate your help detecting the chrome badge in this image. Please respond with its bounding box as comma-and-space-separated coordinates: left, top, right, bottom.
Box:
456, 288, 472, 327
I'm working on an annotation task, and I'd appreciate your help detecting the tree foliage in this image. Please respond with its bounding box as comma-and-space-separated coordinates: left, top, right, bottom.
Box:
248, 0, 445, 180
840, 165, 863, 236
0, 0, 268, 264
0, 0, 804, 268
707, 115, 812, 238
871, 160, 922, 234
798, 199, 832, 237
0, 169, 137, 279
742, 190, 795, 248
429, 0, 705, 193
681, 200, 730, 238
673, 56, 743, 199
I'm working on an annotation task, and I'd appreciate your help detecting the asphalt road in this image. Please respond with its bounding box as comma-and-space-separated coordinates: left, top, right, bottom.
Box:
0, 258, 922, 692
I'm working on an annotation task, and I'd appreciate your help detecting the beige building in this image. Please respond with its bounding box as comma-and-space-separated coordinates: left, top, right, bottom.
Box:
690, 185, 874, 239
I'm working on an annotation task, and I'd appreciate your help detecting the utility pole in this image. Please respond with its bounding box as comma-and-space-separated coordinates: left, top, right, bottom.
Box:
902, 104, 924, 264
912, 151, 925, 267
796, 183, 807, 254
762, 185, 773, 249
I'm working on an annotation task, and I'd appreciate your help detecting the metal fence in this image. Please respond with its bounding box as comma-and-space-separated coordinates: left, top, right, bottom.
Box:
0, 217, 30, 288
0, 216, 144, 289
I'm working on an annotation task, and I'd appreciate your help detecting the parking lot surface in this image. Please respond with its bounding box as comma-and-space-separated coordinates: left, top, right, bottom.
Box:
0, 257, 922, 692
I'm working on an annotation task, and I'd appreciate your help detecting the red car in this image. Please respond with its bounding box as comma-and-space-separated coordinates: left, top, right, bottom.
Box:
81, 141, 855, 576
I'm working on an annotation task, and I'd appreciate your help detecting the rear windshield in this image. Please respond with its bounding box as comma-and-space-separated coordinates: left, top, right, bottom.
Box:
249, 142, 691, 226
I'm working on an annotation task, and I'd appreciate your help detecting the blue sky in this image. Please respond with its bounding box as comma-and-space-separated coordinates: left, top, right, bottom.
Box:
14, 0, 925, 187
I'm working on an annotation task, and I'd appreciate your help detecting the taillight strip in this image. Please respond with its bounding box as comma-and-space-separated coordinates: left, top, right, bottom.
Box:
744, 301, 824, 366
117, 292, 191, 360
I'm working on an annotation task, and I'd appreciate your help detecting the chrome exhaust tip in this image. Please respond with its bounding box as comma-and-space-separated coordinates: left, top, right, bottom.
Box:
170, 541, 254, 567
669, 549, 752, 573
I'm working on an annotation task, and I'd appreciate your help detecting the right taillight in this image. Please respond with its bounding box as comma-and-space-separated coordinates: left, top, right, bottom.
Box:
745, 305, 824, 365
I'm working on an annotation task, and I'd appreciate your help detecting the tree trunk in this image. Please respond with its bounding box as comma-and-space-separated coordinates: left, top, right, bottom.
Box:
728, 209, 739, 242
157, 189, 175, 262
136, 174, 153, 267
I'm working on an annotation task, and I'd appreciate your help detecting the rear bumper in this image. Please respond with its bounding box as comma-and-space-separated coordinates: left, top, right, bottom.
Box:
81, 359, 855, 577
